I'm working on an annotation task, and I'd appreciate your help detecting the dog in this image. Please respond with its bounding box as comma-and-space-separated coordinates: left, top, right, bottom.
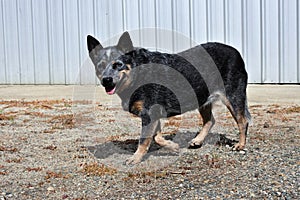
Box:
87, 32, 134, 80
100, 43, 251, 165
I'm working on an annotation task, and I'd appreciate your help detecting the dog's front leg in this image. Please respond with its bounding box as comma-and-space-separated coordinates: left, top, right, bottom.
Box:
125, 114, 160, 165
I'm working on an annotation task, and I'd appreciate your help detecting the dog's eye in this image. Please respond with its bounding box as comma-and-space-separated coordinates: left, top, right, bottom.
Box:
112, 62, 123, 70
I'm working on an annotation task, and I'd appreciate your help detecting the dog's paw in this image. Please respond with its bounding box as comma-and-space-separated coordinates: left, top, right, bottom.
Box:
232, 143, 246, 151
124, 154, 143, 165
188, 139, 203, 149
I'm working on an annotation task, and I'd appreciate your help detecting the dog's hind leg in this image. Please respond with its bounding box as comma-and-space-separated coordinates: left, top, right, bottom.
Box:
154, 120, 179, 152
233, 112, 249, 151
222, 96, 249, 151
189, 104, 215, 148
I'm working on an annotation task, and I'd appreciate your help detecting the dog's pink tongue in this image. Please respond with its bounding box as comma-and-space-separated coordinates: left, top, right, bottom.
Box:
106, 87, 116, 95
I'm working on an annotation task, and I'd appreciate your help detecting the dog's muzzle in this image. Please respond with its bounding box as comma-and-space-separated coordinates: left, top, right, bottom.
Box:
101, 76, 116, 95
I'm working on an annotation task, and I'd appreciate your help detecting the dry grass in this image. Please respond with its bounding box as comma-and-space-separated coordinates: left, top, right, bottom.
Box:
45, 171, 70, 180
6, 158, 23, 163
266, 105, 300, 114
123, 171, 169, 182
0, 99, 71, 107
43, 145, 57, 150
48, 114, 75, 129
0, 113, 15, 120
81, 162, 117, 176
283, 106, 300, 113
25, 167, 43, 172
0, 146, 18, 153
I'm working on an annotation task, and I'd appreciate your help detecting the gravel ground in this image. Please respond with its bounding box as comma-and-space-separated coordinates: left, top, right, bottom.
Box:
0, 99, 299, 199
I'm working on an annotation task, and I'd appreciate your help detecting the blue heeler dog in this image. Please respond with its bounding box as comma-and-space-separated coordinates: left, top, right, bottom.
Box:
87, 32, 251, 165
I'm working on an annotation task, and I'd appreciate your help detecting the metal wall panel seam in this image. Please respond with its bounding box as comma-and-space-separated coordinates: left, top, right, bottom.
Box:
62, 0, 67, 84
16, 0, 21, 84
1, 0, 7, 83
1, 0, 8, 83
106, 0, 114, 45
241, 0, 246, 59
207, 0, 211, 41
189, 0, 194, 46
190, 0, 195, 45
47, 0, 52, 84
154, 0, 158, 50
77, 0, 82, 84
155, 0, 158, 50
93, 0, 96, 36
93, 0, 97, 85
277, 0, 281, 84
223, 0, 227, 44
279, 0, 284, 83
93, 0, 98, 38
30, 0, 36, 84
138, 0, 142, 45
224, 0, 229, 45
173, 0, 180, 51
261, 0, 266, 83
171, 0, 175, 52
205, 0, 210, 41
190, 0, 193, 44
122, 0, 126, 31
46, 0, 52, 84
188, 0, 192, 48
296, 1, 300, 84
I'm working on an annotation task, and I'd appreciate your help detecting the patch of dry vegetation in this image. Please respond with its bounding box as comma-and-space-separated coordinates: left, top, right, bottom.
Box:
81, 162, 117, 176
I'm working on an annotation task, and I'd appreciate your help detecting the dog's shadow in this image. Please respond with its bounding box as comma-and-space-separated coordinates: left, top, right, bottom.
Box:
87, 132, 238, 160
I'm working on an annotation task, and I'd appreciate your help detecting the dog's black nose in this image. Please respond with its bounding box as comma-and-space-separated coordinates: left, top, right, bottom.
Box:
101, 76, 113, 87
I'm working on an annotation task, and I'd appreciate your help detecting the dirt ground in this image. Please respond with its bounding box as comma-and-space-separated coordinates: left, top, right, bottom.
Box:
0, 85, 299, 199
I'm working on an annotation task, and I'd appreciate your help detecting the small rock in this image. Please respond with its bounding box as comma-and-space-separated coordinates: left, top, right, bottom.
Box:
263, 122, 270, 128
47, 186, 55, 192
6, 193, 12, 198
276, 191, 281, 197
239, 150, 246, 155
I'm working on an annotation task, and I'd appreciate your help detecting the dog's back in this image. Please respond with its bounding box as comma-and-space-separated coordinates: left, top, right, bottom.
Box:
118, 43, 250, 122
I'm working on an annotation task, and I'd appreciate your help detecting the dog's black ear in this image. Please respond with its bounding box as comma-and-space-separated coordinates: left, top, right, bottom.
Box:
117, 31, 134, 53
87, 35, 103, 53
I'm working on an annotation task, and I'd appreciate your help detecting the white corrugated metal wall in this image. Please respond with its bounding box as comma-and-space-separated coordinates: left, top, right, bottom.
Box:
0, 0, 299, 84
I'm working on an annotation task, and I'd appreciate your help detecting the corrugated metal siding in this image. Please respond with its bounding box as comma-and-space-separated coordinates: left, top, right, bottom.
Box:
0, 0, 299, 84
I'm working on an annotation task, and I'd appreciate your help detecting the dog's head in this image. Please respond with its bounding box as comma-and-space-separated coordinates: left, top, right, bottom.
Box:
100, 60, 131, 95
100, 48, 150, 95
87, 32, 134, 80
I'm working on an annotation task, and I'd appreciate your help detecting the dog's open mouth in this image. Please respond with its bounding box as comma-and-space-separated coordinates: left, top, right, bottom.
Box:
105, 86, 116, 95
103, 73, 127, 95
